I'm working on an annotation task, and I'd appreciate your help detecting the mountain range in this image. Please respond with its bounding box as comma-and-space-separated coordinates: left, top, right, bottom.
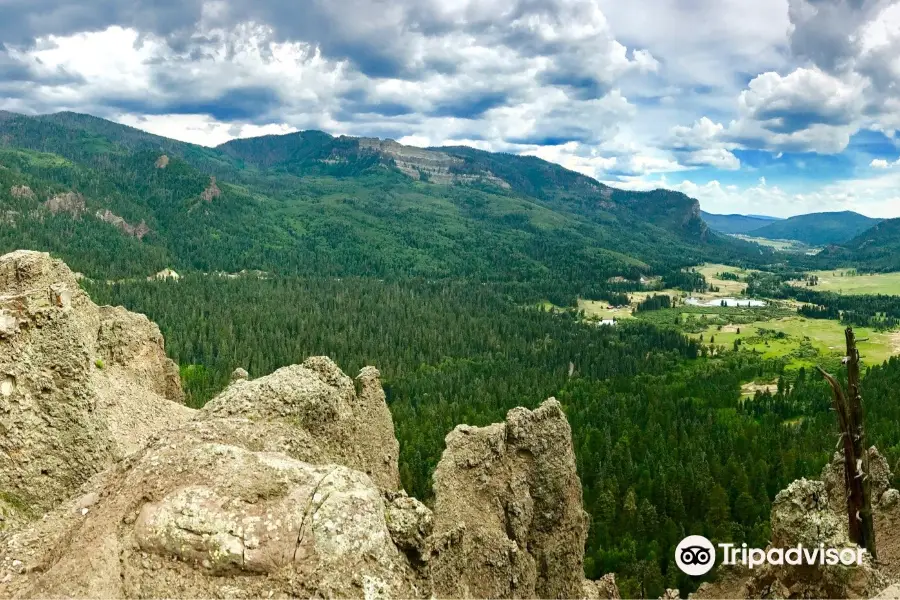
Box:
699, 211, 781, 235
702, 209, 883, 246
0, 111, 769, 290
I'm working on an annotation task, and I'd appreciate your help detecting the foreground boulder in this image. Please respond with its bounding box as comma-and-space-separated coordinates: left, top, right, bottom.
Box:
430, 399, 588, 599
0, 250, 192, 525
693, 477, 890, 599
0, 372, 589, 598
747, 478, 886, 598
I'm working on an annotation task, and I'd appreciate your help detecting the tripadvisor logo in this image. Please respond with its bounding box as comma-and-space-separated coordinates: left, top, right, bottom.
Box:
676, 536, 716, 576
675, 535, 868, 576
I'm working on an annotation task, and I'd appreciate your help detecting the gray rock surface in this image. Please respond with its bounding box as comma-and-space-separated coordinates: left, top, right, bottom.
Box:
583, 574, 621, 599
430, 399, 588, 599
748, 478, 886, 599
821, 447, 893, 515
0, 250, 192, 524
202, 358, 401, 491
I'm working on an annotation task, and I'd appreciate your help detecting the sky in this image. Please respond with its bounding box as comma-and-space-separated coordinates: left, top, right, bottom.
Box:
2, 1, 900, 218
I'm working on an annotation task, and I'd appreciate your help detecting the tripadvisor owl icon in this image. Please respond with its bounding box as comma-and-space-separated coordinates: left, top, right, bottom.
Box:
675, 535, 716, 576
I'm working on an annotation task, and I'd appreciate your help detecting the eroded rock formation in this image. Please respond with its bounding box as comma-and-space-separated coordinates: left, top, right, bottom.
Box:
0, 250, 191, 524
746, 478, 886, 599
0, 250, 604, 598
429, 399, 588, 599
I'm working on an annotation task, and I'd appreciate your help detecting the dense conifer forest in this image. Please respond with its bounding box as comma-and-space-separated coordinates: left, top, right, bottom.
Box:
83, 275, 900, 597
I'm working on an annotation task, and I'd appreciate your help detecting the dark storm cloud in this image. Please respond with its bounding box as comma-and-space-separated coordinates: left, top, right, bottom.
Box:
429, 92, 509, 119
539, 72, 611, 101
754, 108, 856, 134
105, 86, 282, 122
787, 0, 892, 72
0, 0, 205, 47
0, 47, 85, 85
0, 52, 32, 82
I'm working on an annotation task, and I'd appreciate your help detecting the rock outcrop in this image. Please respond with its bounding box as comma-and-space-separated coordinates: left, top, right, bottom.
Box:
8, 186, 34, 200
821, 447, 896, 515
0, 251, 192, 525
746, 478, 886, 599
429, 399, 588, 599
43, 192, 85, 217
95, 209, 151, 240
0, 253, 598, 598
201, 359, 401, 491
583, 574, 622, 599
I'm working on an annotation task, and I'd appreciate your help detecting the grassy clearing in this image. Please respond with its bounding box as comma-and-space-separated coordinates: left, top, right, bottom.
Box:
578, 299, 634, 321
730, 234, 817, 253
689, 315, 897, 368
799, 270, 900, 295
696, 263, 755, 296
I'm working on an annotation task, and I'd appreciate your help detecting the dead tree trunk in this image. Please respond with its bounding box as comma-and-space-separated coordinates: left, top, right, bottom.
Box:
817, 327, 877, 559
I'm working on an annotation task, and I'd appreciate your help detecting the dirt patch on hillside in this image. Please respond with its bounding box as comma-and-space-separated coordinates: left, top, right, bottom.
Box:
890, 332, 900, 355
200, 176, 221, 202
741, 381, 777, 397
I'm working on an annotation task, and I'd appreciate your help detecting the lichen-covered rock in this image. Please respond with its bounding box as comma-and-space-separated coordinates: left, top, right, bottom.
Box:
201, 358, 401, 491
384, 491, 433, 562
0, 438, 423, 599
659, 589, 680, 600
583, 574, 621, 599
0, 250, 192, 523
821, 447, 893, 515
882, 489, 900, 509
748, 478, 885, 599
230, 367, 249, 382
429, 399, 588, 599
770, 479, 847, 549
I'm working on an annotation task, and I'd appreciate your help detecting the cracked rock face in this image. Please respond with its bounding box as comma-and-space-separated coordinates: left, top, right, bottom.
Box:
429, 399, 588, 599
821, 447, 894, 515
202, 358, 401, 491
0, 250, 192, 524
0, 438, 421, 599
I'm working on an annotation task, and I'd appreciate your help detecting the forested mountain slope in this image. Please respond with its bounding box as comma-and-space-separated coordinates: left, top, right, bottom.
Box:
819, 218, 900, 271
751, 211, 881, 245
0, 111, 770, 290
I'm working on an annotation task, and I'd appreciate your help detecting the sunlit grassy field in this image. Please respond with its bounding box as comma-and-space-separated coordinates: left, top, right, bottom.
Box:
689, 315, 897, 368
696, 263, 756, 296
799, 270, 900, 295
730, 234, 817, 253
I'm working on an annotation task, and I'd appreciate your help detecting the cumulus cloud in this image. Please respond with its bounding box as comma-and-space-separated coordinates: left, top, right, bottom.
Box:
676, 0, 900, 158
870, 157, 900, 168
2, 0, 900, 216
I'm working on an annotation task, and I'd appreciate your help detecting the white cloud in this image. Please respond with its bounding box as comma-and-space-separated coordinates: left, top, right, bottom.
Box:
870, 157, 900, 168
4, 0, 900, 216
114, 113, 299, 146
